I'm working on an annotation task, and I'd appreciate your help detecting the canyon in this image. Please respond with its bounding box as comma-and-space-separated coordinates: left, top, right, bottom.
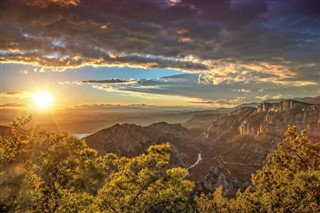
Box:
85, 97, 320, 195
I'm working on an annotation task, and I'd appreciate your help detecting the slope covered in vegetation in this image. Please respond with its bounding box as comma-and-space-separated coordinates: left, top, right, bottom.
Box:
196, 126, 320, 212
0, 115, 194, 212
1, 115, 319, 212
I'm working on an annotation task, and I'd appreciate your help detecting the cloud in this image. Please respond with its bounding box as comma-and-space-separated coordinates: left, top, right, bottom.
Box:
189, 97, 245, 106
0, 0, 318, 87
271, 95, 282, 99
26, 0, 80, 8
232, 89, 250, 93
0, 102, 27, 108
100, 23, 111, 30
255, 95, 269, 100
254, 94, 283, 102
19, 70, 29, 74
5, 92, 22, 95
59, 78, 137, 85
81, 79, 133, 84
53, 70, 319, 107
1, 91, 31, 99
66, 73, 318, 107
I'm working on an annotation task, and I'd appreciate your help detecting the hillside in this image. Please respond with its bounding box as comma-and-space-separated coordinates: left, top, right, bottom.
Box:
0, 125, 11, 137
85, 97, 320, 195
85, 122, 199, 168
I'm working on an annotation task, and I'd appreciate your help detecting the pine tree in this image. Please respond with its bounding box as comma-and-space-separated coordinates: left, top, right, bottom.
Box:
196, 126, 320, 212
252, 126, 320, 212
0, 116, 195, 212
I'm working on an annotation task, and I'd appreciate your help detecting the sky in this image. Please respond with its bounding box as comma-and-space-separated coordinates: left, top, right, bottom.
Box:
0, 0, 319, 109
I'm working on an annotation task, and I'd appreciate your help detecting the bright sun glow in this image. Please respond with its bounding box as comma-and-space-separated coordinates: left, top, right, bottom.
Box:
32, 92, 53, 109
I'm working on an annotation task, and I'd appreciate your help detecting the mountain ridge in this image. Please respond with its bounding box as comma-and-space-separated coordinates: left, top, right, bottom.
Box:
84, 96, 320, 195
74, 96, 320, 194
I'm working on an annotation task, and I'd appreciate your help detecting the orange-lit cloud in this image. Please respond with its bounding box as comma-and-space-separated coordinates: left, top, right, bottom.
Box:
1, 91, 32, 99
0, 103, 27, 108
1, 0, 319, 93
27, 0, 80, 8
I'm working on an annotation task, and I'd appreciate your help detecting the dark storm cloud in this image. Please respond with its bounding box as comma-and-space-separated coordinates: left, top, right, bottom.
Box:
1, 0, 319, 85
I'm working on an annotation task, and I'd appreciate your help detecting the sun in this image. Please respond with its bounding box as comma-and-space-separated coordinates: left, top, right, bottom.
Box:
32, 92, 53, 109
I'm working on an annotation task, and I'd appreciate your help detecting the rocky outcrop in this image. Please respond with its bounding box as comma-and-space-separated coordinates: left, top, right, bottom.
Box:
240, 101, 320, 139
257, 100, 311, 112
85, 122, 199, 167
85, 97, 320, 196
182, 99, 320, 194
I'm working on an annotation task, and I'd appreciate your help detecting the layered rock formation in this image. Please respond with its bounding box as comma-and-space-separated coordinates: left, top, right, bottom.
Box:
240, 100, 320, 139
85, 97, 320, 196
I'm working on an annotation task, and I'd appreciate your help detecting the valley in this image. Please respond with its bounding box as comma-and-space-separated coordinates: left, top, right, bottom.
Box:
83, 97, 320, 195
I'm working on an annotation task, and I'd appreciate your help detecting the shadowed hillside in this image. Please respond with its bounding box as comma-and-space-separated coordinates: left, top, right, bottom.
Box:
85, 97, 320, 195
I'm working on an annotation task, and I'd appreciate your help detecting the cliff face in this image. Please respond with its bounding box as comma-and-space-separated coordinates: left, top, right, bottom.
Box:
240, 100, 320, 139
256, 100, 311, 112
85, 98, 320, 196
180, 99, 320, 194
192, 100, 320, 144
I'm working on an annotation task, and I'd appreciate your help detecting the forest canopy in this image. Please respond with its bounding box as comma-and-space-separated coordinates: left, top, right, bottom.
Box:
195, 126, 320, 213
0, 116, 319, 212
0, 115, 194, 212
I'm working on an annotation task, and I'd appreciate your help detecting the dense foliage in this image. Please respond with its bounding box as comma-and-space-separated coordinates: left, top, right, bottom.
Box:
1, 116, 319, 212
196, 126, 320, 213
0, 115, 194, 212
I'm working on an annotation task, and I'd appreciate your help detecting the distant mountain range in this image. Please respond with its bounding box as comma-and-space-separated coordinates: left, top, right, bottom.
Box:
85, 96, 320, 195
1, 96, 319, 195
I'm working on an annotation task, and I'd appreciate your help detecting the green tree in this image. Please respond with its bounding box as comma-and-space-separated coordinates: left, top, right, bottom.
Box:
196, 126, 320, 213
252, 126, 320, 212
93, 143, 195, 212
0, 114, 33, 211
16, 131, 107, 212
195, 187, 230, 213
0, 116, 195, 212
